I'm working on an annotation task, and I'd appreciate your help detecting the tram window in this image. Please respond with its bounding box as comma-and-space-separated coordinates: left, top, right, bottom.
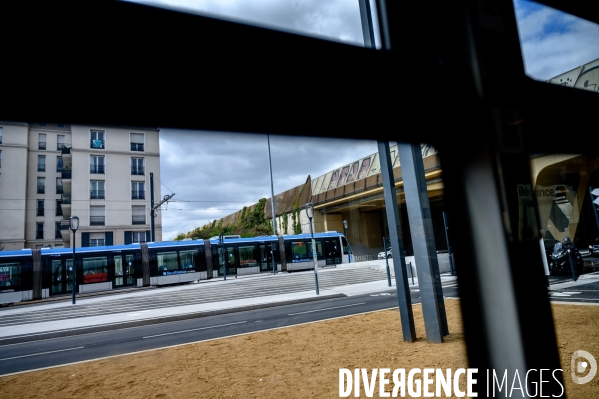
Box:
157, 251, 178, 271
290, 241, 308, 261
82, 256, 108, 283
179, 250, 198, 271
238, 246, 257, 268
341, 237, 352, 255
0, 262, 20, 288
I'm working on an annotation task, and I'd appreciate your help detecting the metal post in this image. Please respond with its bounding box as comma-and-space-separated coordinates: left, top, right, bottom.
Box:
220, 234, 226, 281
72, 230, 76, 305
377, 141, 416, 342
150, 172, 155, 242
267, 134, 277, 274
384, 236, 391, 287
589, 187, 599, 236
309, 218, 319, 295
343, 219, 351, 263
442, 211, 455, 276
358, 0, 376, 48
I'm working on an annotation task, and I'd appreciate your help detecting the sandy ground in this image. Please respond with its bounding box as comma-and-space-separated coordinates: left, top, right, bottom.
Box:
1, 299, 598, 398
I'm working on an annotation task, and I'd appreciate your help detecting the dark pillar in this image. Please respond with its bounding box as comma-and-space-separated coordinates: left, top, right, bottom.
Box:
377, 141, 416, 342
398, 143, 448, 343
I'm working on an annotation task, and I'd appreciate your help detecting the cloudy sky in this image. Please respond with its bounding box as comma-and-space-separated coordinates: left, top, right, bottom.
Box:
128, 0, 599, 240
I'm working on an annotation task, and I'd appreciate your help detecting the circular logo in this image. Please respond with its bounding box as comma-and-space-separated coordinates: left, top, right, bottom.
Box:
571, 350, 597, 384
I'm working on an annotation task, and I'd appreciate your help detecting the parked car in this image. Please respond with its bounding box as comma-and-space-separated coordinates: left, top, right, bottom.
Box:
589, 236, 599, 257
378, 247, 393, 259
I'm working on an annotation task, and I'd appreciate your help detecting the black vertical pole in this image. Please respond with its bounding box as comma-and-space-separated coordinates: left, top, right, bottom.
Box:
383, 236, 391, 287
443, 211, 455, 276
72, 231, 76, 305
589, 187, 599, 236
150, 172, 155, 242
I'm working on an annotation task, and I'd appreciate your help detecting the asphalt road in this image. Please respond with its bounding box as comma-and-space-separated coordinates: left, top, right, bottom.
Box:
0, 282, 459, 376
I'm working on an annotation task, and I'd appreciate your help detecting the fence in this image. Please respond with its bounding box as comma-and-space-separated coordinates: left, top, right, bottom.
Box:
353, 255, 376, 262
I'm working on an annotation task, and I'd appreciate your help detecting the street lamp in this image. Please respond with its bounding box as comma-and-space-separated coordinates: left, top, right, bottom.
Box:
343, 219, 351, 263
69, 215, 79, 305
306, 202, 319, 295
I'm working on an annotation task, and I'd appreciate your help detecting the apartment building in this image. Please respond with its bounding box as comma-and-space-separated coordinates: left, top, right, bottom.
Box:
0, 122, 162, 250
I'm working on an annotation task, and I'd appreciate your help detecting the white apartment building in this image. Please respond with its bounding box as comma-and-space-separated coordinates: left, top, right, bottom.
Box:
0, 122, 162, 250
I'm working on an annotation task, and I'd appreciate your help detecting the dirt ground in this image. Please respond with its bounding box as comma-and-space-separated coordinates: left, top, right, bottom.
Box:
1, 299, 598, 398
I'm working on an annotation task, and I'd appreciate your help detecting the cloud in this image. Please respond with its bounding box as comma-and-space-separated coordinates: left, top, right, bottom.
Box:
513, 0, 599, 80
130, 0, 365, 46
158, 129, 378, 239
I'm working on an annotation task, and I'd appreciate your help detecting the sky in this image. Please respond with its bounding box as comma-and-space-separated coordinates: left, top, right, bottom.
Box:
127, 0, 599, 240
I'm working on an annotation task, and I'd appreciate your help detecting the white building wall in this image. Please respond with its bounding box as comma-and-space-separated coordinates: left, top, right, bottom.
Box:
0, 123, 29, 250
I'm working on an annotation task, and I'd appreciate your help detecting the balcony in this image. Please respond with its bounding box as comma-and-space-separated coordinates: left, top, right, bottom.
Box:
60, 219, 71, 242
61, 169, 71, 179
57, 143, 66, 151
61, 146, 71, 155
131, 143, 144, 151
90, 165, 105, 174
132, 190, 145, 200
90, 190, 105, 199
90, 216, 105, 226
131, 166, 145, 175
90, 139, 105, 149
60, 195, 71, 219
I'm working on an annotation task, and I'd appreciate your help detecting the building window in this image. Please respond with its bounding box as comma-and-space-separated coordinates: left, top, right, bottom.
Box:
90, 206, 105, 226
0, 127, 3, 144
56, 156, 63, 172
132, 182, 145, 200
37, 177, 45, 194
131, 133, 144, 151
90, 155, 105, 174
133, 231, 147, 243
38, 134, 46, 150
56, 200, 63, 216
55, 222, 62, 239
89, 232, 106, 247
36, 223, 44, 239
56, 177, 63, 194
90, 181, 105, 199
0, 150, 2, 168
57, 135, 65, 150
37, 200, 44, 217
90, 130, 105, 149
132, 205, 146, 225
57, 124, 65, 128
38, 155, 46, 172
131, 157, 144, 175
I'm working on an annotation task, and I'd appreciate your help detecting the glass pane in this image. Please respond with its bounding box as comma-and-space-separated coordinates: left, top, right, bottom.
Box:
238, 245, 257, 268
157, 251, 178, 271
180, 250, 198, 270
513, 0, 599, 89
0, 262, 20, 288
126, 0, 377, 47
82, 256, 108, 283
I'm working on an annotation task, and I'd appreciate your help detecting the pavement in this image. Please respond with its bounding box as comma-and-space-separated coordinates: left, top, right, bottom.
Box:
0, 264, 458, 343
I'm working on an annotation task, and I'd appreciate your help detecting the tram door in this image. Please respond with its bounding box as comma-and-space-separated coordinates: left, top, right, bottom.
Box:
323, 240, 341, 265
51, 258, 74, 294
218, 247, 237, 276
259, 243, 275, 271
114, 254, 136, 288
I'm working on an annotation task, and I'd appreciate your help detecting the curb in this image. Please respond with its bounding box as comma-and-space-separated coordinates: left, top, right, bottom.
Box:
0, 293, 346, 345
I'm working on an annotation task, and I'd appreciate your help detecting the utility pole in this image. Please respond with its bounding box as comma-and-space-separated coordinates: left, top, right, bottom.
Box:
150, 172, 175, 242
267, 134, 277, 274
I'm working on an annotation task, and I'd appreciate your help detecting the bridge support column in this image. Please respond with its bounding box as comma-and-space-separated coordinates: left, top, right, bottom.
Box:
378, 141, 416, 342
398, 143, 448, 343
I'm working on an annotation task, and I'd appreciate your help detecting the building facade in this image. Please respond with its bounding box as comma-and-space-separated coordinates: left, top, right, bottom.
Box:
0, 122, 162, 250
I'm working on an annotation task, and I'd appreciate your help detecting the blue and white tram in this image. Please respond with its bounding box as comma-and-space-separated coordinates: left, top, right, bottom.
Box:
0, 232, 353, 305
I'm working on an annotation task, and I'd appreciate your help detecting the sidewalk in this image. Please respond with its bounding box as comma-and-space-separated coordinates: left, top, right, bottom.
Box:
0, 268, 457, 343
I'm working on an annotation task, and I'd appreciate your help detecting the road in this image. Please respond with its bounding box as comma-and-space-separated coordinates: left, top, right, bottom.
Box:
0, 280, 459, 376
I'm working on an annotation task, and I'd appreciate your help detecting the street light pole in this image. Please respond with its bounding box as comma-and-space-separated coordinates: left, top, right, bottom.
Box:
267, 134, 277, 275
69, 215, 79, 305
306, 202, 319, 295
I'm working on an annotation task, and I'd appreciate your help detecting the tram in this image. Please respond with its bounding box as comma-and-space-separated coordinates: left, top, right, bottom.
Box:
0, 232, 352, 305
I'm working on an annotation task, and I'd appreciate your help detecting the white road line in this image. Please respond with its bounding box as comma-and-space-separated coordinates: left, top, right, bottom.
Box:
0, 346, 85, 362
143, 321, 247, 339
550, 297, 599, 301
288, 302, 366, 316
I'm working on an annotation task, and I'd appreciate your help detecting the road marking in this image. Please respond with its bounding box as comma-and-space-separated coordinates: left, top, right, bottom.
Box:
0, 346, 85, 362
143, 321, 247, 339
551, 292, 582, 297
288, 302, 366, 316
